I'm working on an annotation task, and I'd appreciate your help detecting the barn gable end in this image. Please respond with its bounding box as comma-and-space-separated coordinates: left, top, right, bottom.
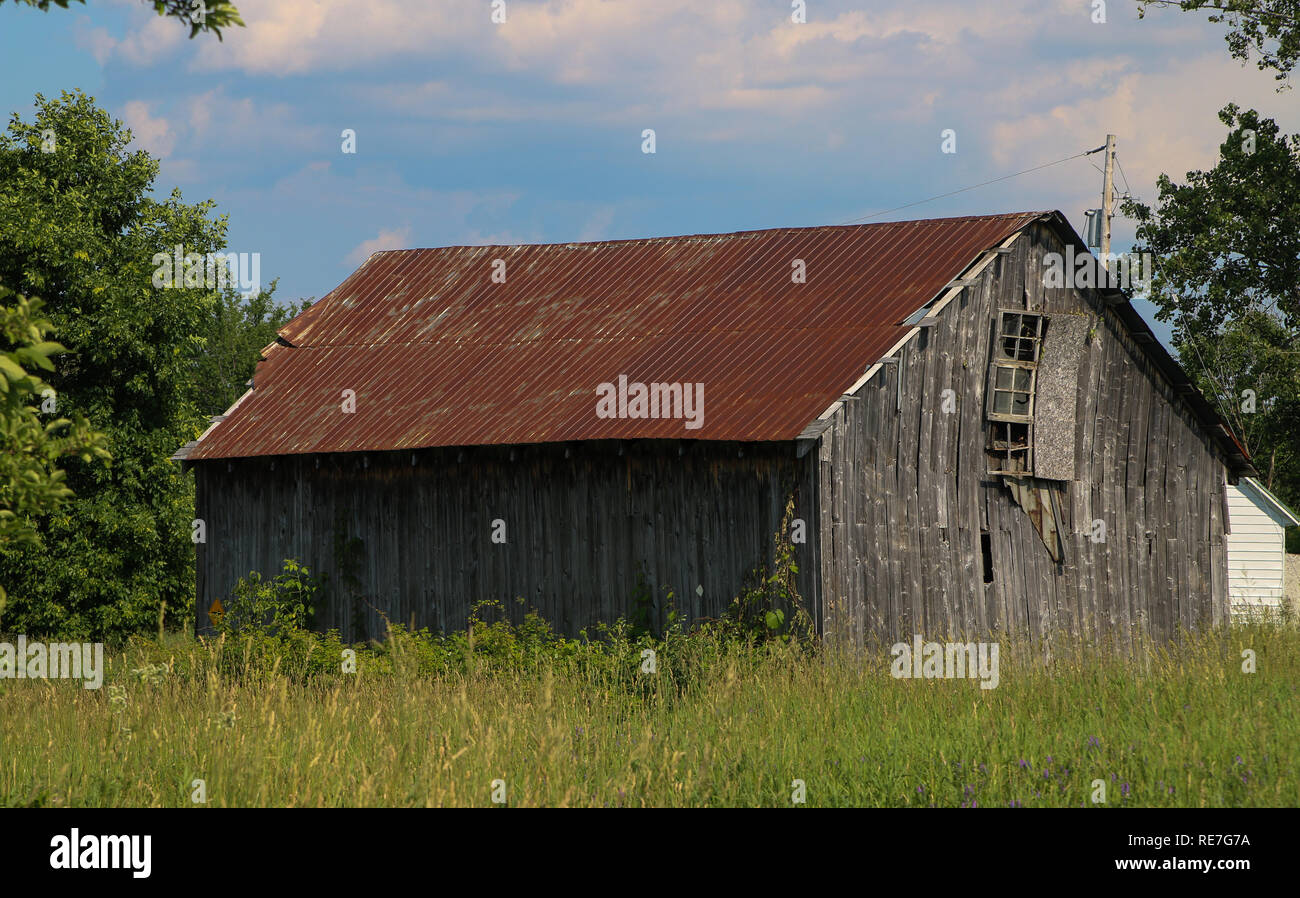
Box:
817, 218, 1243, 647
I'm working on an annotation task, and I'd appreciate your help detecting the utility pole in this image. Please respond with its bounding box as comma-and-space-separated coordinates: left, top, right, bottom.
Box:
1100, 133, 1116, 261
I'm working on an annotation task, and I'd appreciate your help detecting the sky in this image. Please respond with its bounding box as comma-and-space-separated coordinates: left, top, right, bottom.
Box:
2, 0, 1297, 350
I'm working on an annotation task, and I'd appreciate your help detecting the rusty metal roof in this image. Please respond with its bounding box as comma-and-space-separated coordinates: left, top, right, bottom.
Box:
187, 212, 1044, 460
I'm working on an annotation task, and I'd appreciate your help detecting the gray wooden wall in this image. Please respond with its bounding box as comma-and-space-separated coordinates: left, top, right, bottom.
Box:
195, 441, 819, 641
817, 222, 1231, 648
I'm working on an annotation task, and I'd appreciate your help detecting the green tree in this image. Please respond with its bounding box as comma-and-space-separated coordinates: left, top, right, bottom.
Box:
1124, 105, 1300, 334
1123, 106, 1300, 542
0, 288, 109, 612
1, 0, 243, 39
1178, 309, 1299, 493
0, 90, 227, 638
192, 282, 309, 417
1137, 1, 1300, 85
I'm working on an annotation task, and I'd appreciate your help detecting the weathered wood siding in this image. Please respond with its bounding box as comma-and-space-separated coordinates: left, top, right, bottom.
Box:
196, 441, 818, 640
818, 222, 1230, 648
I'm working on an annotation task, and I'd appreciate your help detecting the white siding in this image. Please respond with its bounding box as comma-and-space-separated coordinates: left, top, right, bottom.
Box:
1226, 482, 1287, 617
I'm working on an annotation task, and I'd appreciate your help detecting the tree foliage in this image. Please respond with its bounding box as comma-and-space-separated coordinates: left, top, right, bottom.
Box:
0, 287, 109, 610
192, 282, 309, 417
0, 90, 228, 638
1137, 1, 1300, 85
1123, 106, 1300, 534
1124, 105, 1300, 335
1, 0, 243, 40
1179, 310, 1300, 501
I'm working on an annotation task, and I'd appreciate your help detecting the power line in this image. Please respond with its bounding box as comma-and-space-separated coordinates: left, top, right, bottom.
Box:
840, 144, 1107, 224
1115, 154, 1133, 197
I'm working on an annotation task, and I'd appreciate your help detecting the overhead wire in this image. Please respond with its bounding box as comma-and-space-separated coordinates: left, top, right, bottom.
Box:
839, 144, 1108, 224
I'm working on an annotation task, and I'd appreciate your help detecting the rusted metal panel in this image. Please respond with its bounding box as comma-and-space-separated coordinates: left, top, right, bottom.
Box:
189, 214, 1041, 459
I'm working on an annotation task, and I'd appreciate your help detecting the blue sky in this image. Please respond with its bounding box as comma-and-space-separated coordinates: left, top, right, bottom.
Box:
3, 0, 1297, 350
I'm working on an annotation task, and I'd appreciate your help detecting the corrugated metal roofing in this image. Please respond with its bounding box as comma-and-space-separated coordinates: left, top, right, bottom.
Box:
188, 212, 1042, 460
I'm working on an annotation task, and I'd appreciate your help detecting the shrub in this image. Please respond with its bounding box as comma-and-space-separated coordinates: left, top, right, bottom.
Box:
215, 559, 318, 637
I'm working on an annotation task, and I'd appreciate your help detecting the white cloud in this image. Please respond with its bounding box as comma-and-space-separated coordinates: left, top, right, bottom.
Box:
184, 87, 323, 152
346, 226, 413, 265
81, 4, 188, 67
191, 0, 472, 75
74, 21, 119, 65
122, 100, 176, 157
79, 0, 1300, 258
90, 0, 1292, 158
109, 90, 323, 168
988, 51, 1300, 223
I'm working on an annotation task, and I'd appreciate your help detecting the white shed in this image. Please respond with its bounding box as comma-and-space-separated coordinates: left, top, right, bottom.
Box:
1226, 478, 1300, 618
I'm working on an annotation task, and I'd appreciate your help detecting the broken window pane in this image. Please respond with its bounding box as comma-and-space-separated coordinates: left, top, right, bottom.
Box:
988, 311, 1047, 471
998, 311, 1044, 362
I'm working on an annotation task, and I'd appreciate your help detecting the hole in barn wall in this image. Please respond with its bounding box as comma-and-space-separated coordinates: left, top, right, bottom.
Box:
981, 531, 994, 584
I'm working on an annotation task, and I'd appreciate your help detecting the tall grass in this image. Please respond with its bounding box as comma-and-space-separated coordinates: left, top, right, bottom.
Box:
0, 619, 1295, 807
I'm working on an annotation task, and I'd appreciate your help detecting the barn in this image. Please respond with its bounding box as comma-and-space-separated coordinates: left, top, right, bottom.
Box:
1226, 478, 1300, 618
174, 211, 1255, 647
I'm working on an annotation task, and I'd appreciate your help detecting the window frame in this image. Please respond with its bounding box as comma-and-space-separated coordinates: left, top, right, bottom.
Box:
988, 311, 1045, 425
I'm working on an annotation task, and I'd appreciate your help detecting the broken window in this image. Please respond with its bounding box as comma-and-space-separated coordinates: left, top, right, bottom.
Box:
988, 311, 1044, 474
986, 309, 1064, 563
998, 311, 1045, 364
989, 312, 1043, 420
989, 421, 1031, 472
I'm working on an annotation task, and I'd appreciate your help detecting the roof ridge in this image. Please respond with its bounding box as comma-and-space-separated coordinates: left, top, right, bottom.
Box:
364, 211, 1049, 254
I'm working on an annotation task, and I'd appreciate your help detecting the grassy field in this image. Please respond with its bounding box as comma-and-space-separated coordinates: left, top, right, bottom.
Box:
1, 620, 1297, 807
